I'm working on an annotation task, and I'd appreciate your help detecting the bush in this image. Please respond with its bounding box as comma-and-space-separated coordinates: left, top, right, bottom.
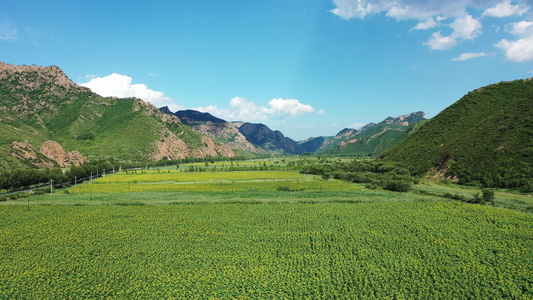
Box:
384, 180, 412, 192
482, 189, 495, 203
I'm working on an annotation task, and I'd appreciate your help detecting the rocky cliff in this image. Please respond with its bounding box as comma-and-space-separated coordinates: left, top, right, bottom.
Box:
237, 123, 305, 154
0, 61, 235, 169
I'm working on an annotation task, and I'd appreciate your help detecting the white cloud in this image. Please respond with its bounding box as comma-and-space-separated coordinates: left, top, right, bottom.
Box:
494, 20, 533, 61
330, 0, 377, 19
317, 109, 326, 114
330, 0, 533, 53
412, 18, 438, 30
79, 73, 175, 108
196, 97, 315, 122
0, 18, 17, 41
424, 14, 481, 50
329, 0, 482, 21
451, 14, 482, 40
495, 36, 533, 61
483, 0, 529, 17
452, 52, 490, 61
425, 31, 457, 50
506, 21, 533, 36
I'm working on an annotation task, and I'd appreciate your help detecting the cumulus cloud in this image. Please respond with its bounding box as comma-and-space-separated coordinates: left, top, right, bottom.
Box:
494, 20, 533, 61
79, 73, 176, 108
330, 0, 533, 53
495, 36, 533, 61
330, 0, 377, 19
329, 0, 481, 21
451, 14, 482, 39
424, 14, 482, 50
506, 21, 533, 36
412, 18, 438, 30
317, 109, 326, 114
452, 52, 490, 61
483, 0, 529, 17
425, 31, 457, 50
196, 97, 315, 122
0, 18, 17, 41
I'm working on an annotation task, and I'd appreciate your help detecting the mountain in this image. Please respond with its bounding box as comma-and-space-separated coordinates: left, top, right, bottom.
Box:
172, 109, 226, 125
298, 136, 333, 153
236, 122, 305, 154
0, 62, 234, 169
158, 108, 262, 156
318, 112, 426, 157
382, 79, 533, 191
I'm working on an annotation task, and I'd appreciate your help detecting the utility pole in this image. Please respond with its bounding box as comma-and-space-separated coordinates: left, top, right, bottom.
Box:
50, 179, 53, 195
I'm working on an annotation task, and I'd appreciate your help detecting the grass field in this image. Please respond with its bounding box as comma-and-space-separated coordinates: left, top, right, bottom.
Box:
1, 170, 532, 298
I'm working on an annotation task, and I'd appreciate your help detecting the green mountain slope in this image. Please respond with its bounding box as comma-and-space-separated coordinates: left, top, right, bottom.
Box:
0, 62, 234, 169
318, 112, 426, 157
383, 79, 533, 191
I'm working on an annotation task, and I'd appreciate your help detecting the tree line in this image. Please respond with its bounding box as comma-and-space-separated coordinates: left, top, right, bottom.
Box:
300, 160, 418, 192
0, 161, 142, 193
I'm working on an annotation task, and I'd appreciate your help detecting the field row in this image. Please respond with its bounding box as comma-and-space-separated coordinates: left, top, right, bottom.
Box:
92, 170, 305, 183
69, 180, 360, 194
1, 201, 531, 299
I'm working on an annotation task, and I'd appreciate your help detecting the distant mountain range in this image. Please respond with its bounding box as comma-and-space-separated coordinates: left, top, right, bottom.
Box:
159, 108, 305, 155
158, 108, 262, 156
1, 61, 530, 191
300, 112, 426, 157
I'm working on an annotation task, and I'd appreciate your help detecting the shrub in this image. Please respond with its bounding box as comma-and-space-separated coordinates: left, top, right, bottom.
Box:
482, 189, 495, 203
384, 180, 412, 192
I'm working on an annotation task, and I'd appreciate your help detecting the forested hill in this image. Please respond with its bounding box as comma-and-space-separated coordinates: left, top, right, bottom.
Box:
317, 111, 426, 157
0, 61, 234, 169
382, 79, 533, 191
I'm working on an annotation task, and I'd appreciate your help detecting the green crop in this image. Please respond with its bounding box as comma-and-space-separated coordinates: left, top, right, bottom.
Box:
0, 201, 532, 299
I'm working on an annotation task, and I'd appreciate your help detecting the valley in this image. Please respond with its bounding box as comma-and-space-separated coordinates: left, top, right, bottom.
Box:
1, 163, 532, 298
0, 61, 532, 299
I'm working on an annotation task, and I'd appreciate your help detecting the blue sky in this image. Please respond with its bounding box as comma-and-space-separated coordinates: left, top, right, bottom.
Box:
1, 0, 533, 140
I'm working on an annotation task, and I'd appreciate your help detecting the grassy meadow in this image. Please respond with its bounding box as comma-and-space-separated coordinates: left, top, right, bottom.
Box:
1, 167, 532, 298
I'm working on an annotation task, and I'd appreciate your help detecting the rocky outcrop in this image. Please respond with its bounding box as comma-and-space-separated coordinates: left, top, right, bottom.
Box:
194, 122, 262, 153
39, 140, 88, 167
159, 108, 262, 154
191, 137, 235, 158
152, 133, 189, 161
0, 61, 87, 98
152, 132, 235, 161
12, 141, 56, 168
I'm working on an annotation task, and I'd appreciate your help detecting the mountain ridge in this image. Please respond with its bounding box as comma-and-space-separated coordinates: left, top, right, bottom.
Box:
316, 111, 426, 156
0, 61, 235, 169
382, 79, 532, 191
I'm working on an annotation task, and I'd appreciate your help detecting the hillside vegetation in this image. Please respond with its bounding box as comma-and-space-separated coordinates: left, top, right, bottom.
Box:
318, 112, 426, 157
383, 79, 533, 191
0, 62, 233, 169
